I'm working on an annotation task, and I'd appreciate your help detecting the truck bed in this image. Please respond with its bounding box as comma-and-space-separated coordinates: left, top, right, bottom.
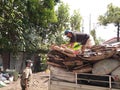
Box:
49, 72, 120, 90
49, 80, 119, 90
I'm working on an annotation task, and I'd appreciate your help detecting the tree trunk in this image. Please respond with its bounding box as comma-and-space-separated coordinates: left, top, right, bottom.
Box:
117, 23, 120, 42
1, 52, 10, 70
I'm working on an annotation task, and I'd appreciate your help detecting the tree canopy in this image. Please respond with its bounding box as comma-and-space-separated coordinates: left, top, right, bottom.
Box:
70, 10, 82, 31
47, 2, 70, 45
0, 0, 83, 53
0, 0, 58, 53
98, 3, 120, 41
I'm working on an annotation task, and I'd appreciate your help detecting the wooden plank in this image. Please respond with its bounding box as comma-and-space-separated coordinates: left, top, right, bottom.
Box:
63, 60, 83, 66
72, 65, 92, 73
47, 61, 64, 68
50, 84, 75, 90
50, 80, 119, 90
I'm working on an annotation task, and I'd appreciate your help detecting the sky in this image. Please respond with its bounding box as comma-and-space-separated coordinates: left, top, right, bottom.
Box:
61, 0, 120, 41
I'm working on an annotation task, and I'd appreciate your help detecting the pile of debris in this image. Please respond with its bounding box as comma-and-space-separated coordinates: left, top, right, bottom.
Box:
47, 44, 120, 81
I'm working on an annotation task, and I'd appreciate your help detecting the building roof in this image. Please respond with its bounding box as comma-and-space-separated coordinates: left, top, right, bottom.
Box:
102, 37, 120, 44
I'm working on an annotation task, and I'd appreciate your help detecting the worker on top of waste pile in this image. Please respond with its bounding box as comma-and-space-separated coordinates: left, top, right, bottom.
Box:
64, 30, 95, 54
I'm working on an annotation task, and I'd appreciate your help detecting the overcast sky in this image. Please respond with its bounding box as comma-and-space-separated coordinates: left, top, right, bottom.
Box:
61, 0, 120, 40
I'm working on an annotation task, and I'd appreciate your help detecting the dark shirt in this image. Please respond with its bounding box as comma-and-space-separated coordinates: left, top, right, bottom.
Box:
70, 32, 90, 45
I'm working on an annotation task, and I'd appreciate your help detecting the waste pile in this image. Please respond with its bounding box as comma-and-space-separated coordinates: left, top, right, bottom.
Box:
47, 43, 120, 82
0, 68, 16, 88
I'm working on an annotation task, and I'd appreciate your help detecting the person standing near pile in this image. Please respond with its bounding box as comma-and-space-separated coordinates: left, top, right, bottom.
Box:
20, 60, 33, 90
64, 30, 95, 54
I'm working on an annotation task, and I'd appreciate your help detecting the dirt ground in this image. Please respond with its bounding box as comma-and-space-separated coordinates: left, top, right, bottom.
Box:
0, 72, 49, 90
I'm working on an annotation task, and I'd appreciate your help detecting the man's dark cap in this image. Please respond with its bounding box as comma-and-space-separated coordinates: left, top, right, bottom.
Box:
64, 30, 72, 35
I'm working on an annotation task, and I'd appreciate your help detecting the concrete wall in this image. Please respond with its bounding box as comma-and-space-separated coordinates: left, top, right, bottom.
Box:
1, 52, 37, 73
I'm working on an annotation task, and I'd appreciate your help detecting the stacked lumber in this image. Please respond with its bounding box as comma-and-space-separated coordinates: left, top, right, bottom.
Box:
47, 44, 120, 74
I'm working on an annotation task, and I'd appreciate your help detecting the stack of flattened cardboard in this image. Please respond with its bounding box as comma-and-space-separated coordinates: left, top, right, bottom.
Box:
47, 45, 119, 73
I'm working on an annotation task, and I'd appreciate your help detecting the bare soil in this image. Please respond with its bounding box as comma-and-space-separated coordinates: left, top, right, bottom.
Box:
0, 72, 49, 90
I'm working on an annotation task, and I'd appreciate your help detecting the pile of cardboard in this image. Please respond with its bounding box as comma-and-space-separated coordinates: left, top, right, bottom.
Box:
47, 44, 120, 74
